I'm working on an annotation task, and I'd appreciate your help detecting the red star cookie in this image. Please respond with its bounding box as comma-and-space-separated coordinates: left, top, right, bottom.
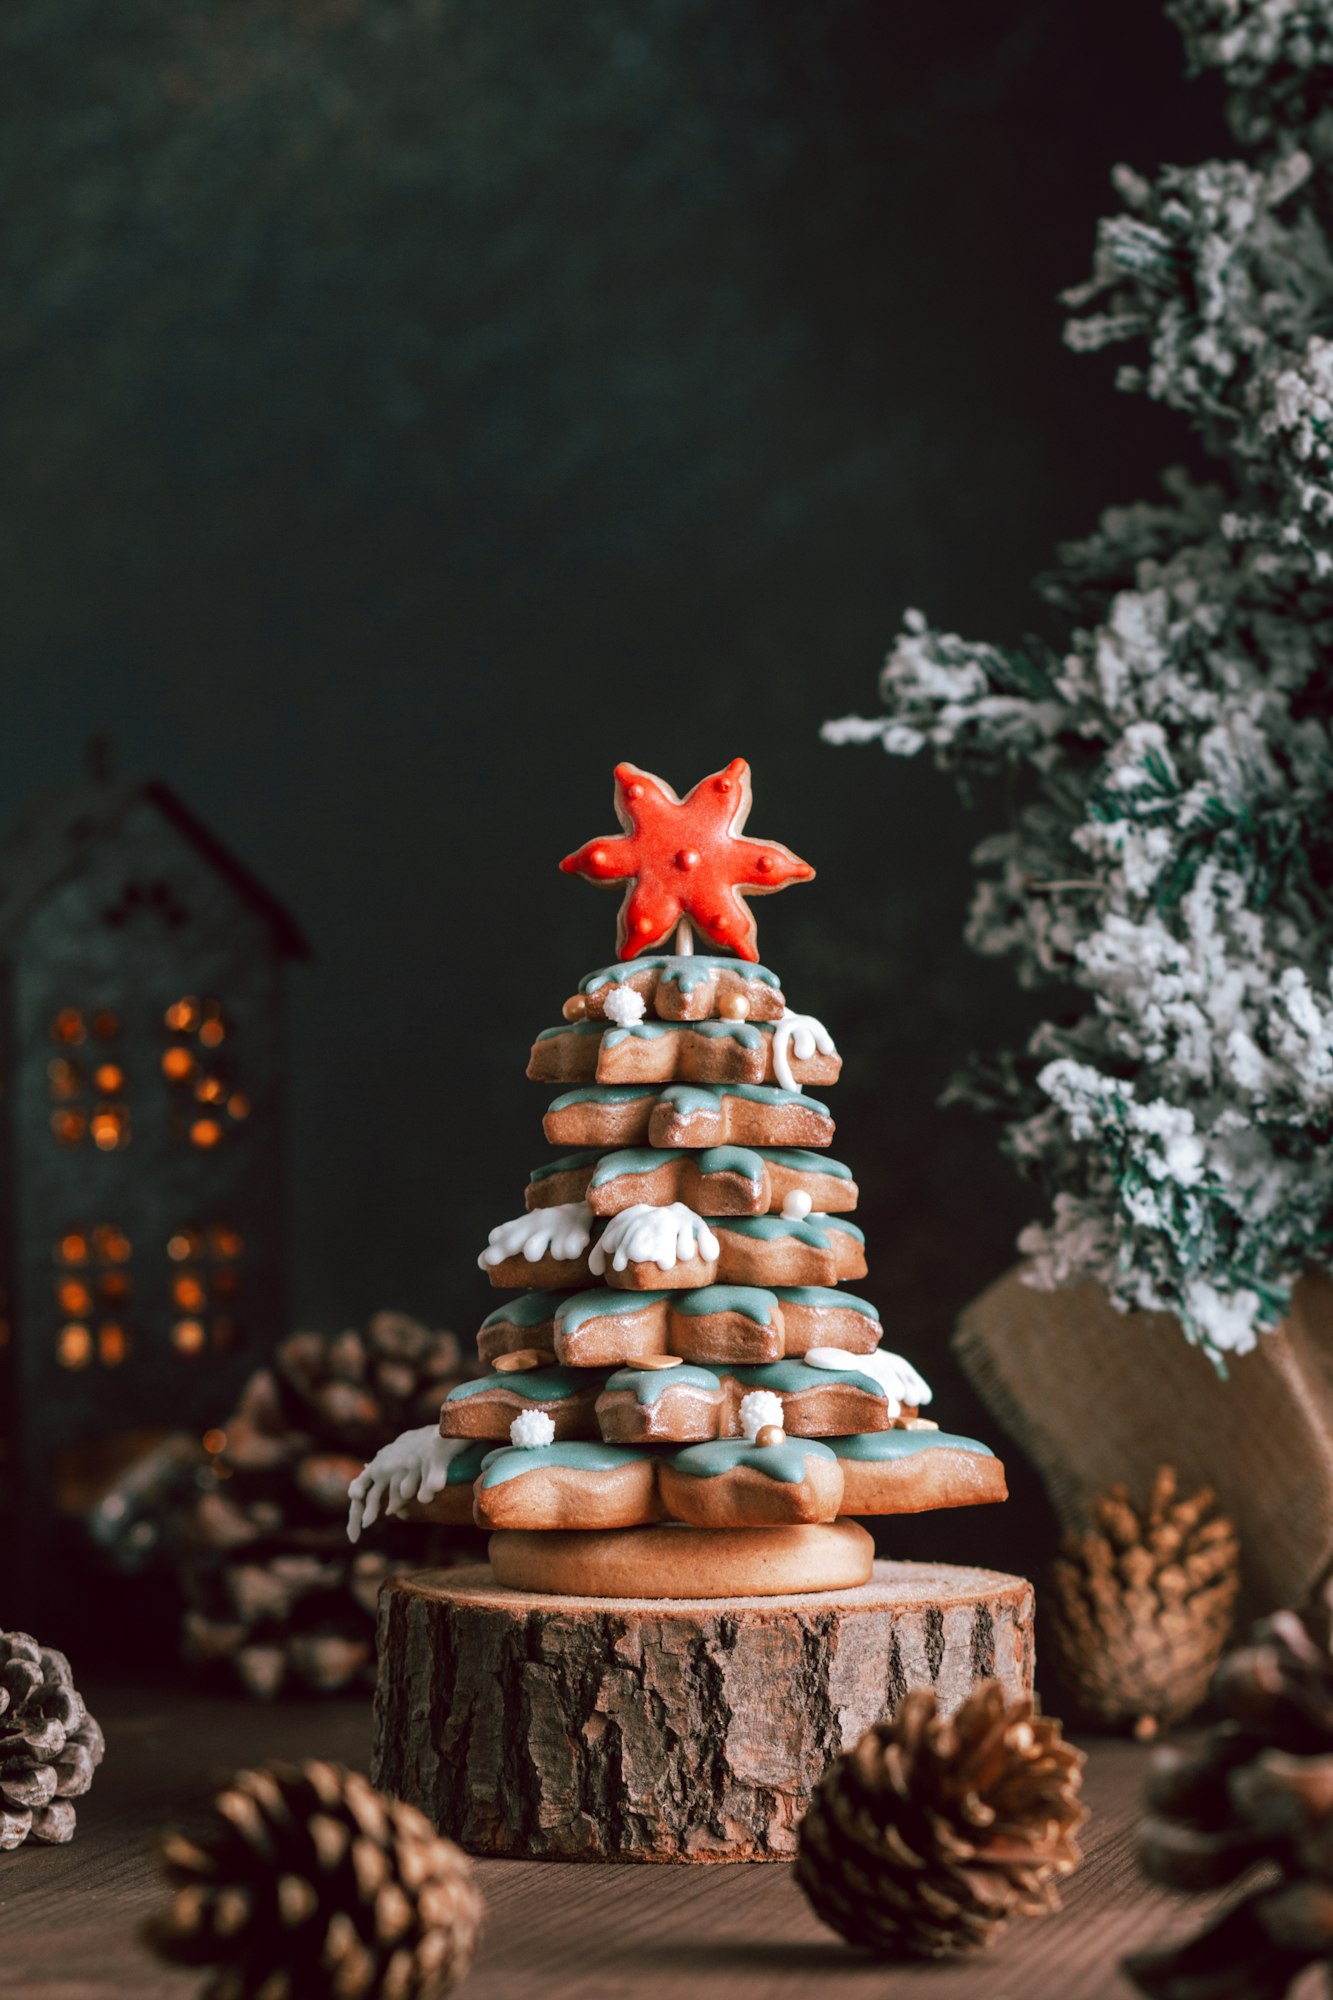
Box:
561, 759, 814, 961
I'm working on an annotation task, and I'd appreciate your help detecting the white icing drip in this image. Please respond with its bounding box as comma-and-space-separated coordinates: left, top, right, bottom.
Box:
772, 1008, 838, 1092
478, 1201, 593, 1269
781, 1189, 814, 1221
806, 1345, 934, 1409
510, 1409, 556, 1449
739, 1389, 784, 1441
346, 1425, 468, 1542
588, 1202, 721, 1275
603, 985, 647, 1026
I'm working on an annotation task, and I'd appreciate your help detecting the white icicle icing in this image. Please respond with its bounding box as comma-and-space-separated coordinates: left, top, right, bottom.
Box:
739, 1389, 784, 1441
478, 1201, 593, 1269
602, 985, 647, 1025
781, 1189, 814, 1221
772, 1008, 837, 1092
510, 1409, 556, 1449
588, 1202, 720, 1275
806, 1345, 934, 1408
346, 1425, 469, 1543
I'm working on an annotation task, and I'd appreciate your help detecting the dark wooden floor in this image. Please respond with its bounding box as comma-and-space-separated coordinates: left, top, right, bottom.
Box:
0, 1678, 1313, 2000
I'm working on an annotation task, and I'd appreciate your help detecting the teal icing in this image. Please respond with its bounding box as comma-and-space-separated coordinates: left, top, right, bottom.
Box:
602, 1019, 765, 1051
554, 1288, 671, 1331
479, 1440, 646, 1488
588, 1145, 765, 1188
672, 1285, 779, 1324
758, 1149, 852, 1178
772, 1286, 880, 1320
667, 1438, 837, 1484
445, 1440, 493, 1486
581, 956, 781, 996
548, 1086, 658, 1109
480, 1291, 563, 1330
716, 1215, 864, 1247
604, 1364, 722, 1404
725, 1361, 885, 1399
536, 1021, 603, 1041
830, 1430, 994, 1462
661, 1083, 828, 1114
529, 1150, 605, 1184
446, 1367, 607, 1404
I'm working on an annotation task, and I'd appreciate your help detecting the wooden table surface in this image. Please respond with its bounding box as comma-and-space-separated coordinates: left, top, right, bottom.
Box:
0, 1677, 1311, 2000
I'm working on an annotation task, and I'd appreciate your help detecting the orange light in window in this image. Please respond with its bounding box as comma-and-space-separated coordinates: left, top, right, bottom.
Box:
202, 1428, 227, 1455
58, 1233, 88, 1266
168, 1231, 200, 1262
91, 1010, 120, 1041
90, 1107, 128, 1151
58, 1278, 93, 1315
98, 1270, 131, 1305
57, 1324, 92, 1368
198, 1019, 226, 1048
211, 1226, 244, 1259
228, 1094, 250, 1121
47, 1058, 82, 1099
51, 1008, 85, 1045
195, 1076, 226, 1104
172, 1318, 206, 1353
93, 1224, 132, 1263
93, 1063, 124, 1094
162, 1047, 194, 1083
213, 1268, 239, 1298
173, 1273, 206, 1311
165, 999, 199, 1033
190, 1118, 223, 1149
99, 1324, 128, 1366
51, 1110, 86, 1145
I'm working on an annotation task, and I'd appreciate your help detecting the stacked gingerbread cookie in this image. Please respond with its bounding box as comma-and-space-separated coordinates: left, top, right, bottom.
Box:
349, 761, 1006, 1598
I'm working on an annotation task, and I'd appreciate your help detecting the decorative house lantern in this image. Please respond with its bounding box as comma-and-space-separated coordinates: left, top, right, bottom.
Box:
0, 770, 308, 1618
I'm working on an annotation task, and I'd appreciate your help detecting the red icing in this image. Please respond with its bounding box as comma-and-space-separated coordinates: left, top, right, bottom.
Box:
560, 759, 814, 961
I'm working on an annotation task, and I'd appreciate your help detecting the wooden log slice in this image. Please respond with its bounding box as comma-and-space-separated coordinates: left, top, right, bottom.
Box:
372, 1557, 1035, 1863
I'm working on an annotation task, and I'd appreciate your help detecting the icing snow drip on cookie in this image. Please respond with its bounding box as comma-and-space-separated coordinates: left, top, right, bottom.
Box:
346, 1425, 471, 1541
806, 1346, 934, 1408
772, 1009, 837, 1093
589, 1203, 721, 1275
479, 1201, 593, 1269
602, 985, 647, 1026
739, 1389, 784, 1441
510, 1409, 556, 1449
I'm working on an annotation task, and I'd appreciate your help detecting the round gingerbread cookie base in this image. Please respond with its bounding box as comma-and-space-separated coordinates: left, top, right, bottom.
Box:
489, 1520, 874, 1597
372, 1556, 1035, 1864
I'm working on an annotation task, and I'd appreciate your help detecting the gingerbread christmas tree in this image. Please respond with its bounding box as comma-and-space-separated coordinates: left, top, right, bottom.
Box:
350, 758, 1006, 1601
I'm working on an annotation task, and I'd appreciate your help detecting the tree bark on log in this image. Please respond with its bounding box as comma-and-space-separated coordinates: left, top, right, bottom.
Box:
372, 1558, 1034, 1862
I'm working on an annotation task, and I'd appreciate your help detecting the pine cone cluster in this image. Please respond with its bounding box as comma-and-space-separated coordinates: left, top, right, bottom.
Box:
1047, 1466, 1239, 1737
1126, 1564, 1333, 1999
794, 1683, 1086, 1959
0, 1631, 104, 1849
181, 1313, 481, 1698
145, 1759, 483, 2000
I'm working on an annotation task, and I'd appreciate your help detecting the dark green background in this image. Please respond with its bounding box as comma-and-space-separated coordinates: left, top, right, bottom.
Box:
2, 0, 1222, 1571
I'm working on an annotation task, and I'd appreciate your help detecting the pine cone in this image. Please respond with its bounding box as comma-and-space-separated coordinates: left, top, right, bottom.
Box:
794, 1682, 1086, 1959
1047, 1466, 1239, 1737
1125, 1563, 1333, 2000
0, 1631, 105, 1850
179, 1312, 483, 1698
144, 1760, 483, 2000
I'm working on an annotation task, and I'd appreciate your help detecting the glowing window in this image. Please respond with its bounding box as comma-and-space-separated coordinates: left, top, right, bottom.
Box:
93, 1064, 124, 1094
51, 1110, 87, 1146
99, 1324, 128, 1366
48, 1058, 82, 1101
58, 1233, 89, 1266
162, 1047, 194, 1083
90, 1011, 120, 1041
168, 1230, 201, 1262
93, 1225, 132, 1263
50, 1009, 86, 1045
172, 1273, 207, 1312
164, 998, 199, 1033
172, 1318, 206, 1354
57, 1324, 92, 1368
90, 1106, 130, 1152
190, 1118, 223, 1149
98, 1270, 131, 1306
58, 1278, 93, 1316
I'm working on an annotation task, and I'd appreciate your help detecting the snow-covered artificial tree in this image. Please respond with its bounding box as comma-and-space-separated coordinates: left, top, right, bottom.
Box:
828, 1, 1333, 1366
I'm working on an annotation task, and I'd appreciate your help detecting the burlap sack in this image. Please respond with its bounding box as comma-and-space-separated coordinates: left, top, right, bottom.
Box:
956, 1265, 1333, 1623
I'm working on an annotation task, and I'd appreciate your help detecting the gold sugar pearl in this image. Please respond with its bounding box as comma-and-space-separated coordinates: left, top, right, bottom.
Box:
636, 1355, 683, 1370
718, 993, 750, 1021
755, 1424, 786, 1448
493, 1348, 556, 1373
562, 995, 588, 1022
